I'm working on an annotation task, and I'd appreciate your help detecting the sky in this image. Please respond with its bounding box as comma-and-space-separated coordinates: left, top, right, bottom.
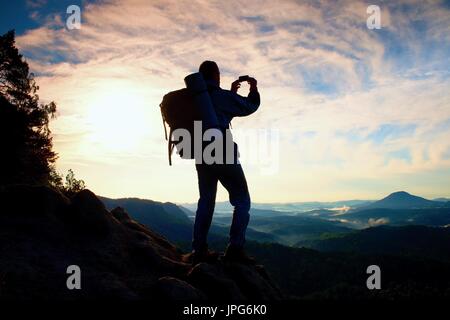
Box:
1, 0, 450, 202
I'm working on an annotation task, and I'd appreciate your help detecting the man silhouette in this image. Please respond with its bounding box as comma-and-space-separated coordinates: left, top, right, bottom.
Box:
189, 61, 260, 264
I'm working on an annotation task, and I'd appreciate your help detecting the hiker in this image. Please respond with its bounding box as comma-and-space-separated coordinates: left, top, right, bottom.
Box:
190, 61, 260, 264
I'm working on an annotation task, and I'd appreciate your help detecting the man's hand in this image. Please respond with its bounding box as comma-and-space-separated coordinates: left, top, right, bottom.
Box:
247, 77, 257, 91
231, 77, 257, 93
231, 80, 241, 93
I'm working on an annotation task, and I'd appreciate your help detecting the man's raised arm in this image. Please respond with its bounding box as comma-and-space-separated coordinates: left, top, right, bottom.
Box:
228, 77, 260, 117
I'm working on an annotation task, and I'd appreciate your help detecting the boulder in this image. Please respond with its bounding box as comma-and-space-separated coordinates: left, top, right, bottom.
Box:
68, 189, 112, 236
0, 185, 69, 218
223, 262, 283, 300
156, 276, 206, 300
111, 206, 132, 222
187, 263, 246, 300
0, 186, 283, 301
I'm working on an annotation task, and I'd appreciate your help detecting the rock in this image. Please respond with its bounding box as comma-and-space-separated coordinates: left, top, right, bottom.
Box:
87, 272, 140, 300
0, 185, 70, 243
68, 189, 112, 236
0, 185, 69, 218
186, 261, 284, 301
0, 186, 283, 301
156, 276, 206, 300
187, 263, 246, 300
223, 262, 283, 300
111, 206, 132, 222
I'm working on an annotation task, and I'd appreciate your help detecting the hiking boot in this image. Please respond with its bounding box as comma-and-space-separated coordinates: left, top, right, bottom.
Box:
182, 249, 220, 265
223, 245, 256, 265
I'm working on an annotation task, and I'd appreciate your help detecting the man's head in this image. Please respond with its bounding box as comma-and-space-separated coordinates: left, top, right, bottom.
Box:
199, 60, 220, 86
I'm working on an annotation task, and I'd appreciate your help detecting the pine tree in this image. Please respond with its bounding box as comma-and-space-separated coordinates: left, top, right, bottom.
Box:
0, 30, 57, 185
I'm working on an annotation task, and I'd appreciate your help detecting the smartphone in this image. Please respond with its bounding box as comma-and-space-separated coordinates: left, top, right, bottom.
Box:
238, 75, 250, 82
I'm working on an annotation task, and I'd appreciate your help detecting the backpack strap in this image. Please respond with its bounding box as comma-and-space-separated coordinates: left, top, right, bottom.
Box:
160, 106, 172, 165
168, 127, 173, 166
160, 107, 168, 141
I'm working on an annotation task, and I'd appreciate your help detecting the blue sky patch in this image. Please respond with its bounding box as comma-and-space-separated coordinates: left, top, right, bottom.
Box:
367, 123, 417, 144
386, 148, 412, 163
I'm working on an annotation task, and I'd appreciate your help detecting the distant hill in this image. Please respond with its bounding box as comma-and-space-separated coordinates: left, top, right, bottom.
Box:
101, 197, 278, 245
213, 214, 354, 246
249, 208, 287, 218
360, 191, 440, 210
102, 197, 355, 247
210, 224, 276, 243
299, 209, 341, 218
433, 198, 450, 202
297, 225, 450, 261
100, 197, 195, 243
178, 205, 195, 217
242, 240, 450, 300
102, 195, 450, 247
180, 194, 450, 214
347, 207, 450, 227
181, 200, 373, 214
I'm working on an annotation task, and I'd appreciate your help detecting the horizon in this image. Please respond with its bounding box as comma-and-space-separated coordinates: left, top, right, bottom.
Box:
101, 190, 450, 205
2, 0, 450, 202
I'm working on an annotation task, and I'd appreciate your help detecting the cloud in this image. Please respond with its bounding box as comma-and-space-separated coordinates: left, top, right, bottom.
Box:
26, 0, 47, 9
12, 0, 450, 201
368, 218, 390, 227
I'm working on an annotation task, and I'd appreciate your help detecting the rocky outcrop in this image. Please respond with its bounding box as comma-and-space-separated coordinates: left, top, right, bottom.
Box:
0, 185, 283, 300
156, 276, 206, 300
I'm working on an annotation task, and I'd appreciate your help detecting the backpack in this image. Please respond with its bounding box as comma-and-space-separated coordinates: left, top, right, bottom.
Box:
159, 88, 199, 165
159, 73, 220, 165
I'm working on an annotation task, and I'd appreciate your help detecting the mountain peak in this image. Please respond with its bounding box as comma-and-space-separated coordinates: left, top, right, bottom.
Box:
386, 191, 412, 199
389, 191, 411, 197
364, 191, 438, 209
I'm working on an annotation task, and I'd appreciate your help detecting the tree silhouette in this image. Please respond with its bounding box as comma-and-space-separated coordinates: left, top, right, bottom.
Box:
51, 169, 86, 198
0, 30, 57, 185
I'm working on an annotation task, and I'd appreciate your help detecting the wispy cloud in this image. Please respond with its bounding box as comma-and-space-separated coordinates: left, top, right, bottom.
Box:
26, 0, 47, 9
12, 0, 450, 201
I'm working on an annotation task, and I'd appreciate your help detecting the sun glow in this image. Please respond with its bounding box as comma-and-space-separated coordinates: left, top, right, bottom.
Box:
84, 83, 152, 153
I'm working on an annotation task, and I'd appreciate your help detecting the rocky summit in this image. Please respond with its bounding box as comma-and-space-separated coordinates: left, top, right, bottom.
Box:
0, 185, 283, 300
